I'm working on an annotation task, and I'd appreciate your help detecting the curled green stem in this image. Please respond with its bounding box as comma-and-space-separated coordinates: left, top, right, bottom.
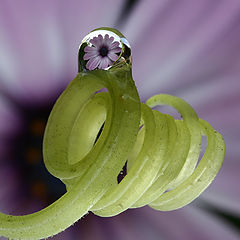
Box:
0, 65, 225, 239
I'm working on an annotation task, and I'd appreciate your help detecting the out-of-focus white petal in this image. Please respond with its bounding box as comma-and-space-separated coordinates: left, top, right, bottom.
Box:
0, 0, 124, 104
139, 206, 240, 240
0, 31, 21, 95
121, 0, 240, 99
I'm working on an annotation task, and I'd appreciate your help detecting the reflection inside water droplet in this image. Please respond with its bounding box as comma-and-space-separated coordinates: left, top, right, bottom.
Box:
78, 28, 131, 72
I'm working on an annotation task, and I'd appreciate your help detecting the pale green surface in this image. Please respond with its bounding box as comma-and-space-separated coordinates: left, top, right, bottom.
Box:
0, 68, 225, 239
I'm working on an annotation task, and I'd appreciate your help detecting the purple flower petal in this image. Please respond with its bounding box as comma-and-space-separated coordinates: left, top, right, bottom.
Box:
86, 56, 101, 70
108, 52, 119, 62
103, 34, 114, 43
84, 46, 97, 52
109, 41, 120, 50
98, 57, 109, 69
90, 35, 103, 48
109, 47, 122, 54
83, 50, 99, 60
103, 34, 113, 46
104, 34, 110, 40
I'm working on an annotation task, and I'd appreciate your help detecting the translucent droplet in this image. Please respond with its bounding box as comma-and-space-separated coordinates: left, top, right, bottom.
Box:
78, 27, 131, 72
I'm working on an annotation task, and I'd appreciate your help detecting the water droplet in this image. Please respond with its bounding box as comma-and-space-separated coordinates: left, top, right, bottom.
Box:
78, 27, 131, 72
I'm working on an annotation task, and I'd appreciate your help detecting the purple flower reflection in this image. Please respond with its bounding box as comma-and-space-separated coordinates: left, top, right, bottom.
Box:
84, 34, 121, 70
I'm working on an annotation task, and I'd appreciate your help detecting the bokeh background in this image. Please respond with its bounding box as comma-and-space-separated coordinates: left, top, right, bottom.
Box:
0, 0, 240, 239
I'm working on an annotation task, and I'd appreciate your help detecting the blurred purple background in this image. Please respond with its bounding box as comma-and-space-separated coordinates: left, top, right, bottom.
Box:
0, 0, 240, 239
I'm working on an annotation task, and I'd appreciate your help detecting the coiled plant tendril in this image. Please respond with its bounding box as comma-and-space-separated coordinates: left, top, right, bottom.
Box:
0, 28, 225, 240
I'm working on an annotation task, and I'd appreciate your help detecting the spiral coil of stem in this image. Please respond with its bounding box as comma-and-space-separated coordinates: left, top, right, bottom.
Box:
0, 43, 225, 240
